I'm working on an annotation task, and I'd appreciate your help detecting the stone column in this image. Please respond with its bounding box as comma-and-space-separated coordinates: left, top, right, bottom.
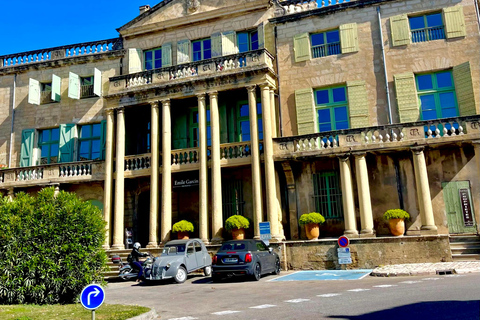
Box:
339, 155, 358, 236
209, 91, 223, 243
103, 108, 115, 248
412, 147, 437, 232
148, 101, 160, 248
269, 88, 277, 138
198, 93, 209, 243
247, 86, 263, 239
161, 99, 172, 243
354, 153, 374, 236
112, 107, 126, 250
260, 83, 281, 240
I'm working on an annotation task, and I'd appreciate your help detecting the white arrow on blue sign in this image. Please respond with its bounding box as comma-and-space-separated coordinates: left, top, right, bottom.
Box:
80, 284, 105, 310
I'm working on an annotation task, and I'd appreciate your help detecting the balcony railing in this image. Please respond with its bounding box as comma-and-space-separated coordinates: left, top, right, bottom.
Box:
81, 84, 95, 98
0, 38, 123, 68
125, 154, 151, 171
411, 26, 446, 43
40, 91, 55, 104
312, 42, 341, 58
277, 0, 355, 15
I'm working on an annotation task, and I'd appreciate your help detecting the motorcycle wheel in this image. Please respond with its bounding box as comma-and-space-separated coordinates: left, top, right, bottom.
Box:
119, 268, 133, 281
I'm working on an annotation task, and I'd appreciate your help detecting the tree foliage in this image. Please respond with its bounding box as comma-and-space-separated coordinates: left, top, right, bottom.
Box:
0, 187, 107, 305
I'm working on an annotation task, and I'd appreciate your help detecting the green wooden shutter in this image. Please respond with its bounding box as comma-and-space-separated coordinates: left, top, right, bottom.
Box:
219, 103, 228, 143
347, 80, 369, 128
339, 23, 359, 54
211, 32, 223, 57
222, 31, 237, 55
172, 113, 188, 149
443, 6, 466, 39
93, 68, 102, 97
177, 39, 191, 64
257, 23, 265, 49
68, 72, 80, 99
128, 48, 143, 73
51, 74, 61, 102
453, 62, 476, 116
293, 33, 311, 62
59, 124, 76, 163
228, 107, 236, 142
390, 14, 411, 47
394, 72, 419, 123
162, 43, 172, 67
442, 181, 477, 233
295, 88, 316, 135
28, 78, 40, 105
20, 129, 35, 167
100, 120, 107, 160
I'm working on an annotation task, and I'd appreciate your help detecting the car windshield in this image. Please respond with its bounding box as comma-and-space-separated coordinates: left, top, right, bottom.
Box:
220, 242, 247, 251
162, 245, 186, 255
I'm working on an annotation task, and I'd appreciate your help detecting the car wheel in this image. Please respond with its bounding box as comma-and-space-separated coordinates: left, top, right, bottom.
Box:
274, 259, 281, 275
174, 266, 187, 284
252, 263, 261, 281
204, 265, 212, 277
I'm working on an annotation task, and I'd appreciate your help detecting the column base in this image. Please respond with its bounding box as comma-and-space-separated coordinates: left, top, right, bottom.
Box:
406, 228, 438, 236
111, 243, 125, 250
146, 242, 158, 249
359, 230, 376, 238
344, 230, 359, 237
102, 244, 111, 250
270, 235, 285, 242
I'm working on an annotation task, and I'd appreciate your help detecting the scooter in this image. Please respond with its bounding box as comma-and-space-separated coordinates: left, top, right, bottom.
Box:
112, 254, 155, 281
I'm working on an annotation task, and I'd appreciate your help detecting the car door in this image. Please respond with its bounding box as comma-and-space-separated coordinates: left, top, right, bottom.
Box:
193, 241, 205, 268
255, 241, 271, 272
185, 241, 198, 272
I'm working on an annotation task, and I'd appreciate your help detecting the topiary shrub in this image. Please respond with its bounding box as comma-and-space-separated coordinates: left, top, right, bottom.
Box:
225, 215, 250, 232
299, 212, 326, 225
0, 187, 107, 305
383, 209, 411, 221
172, 220, 194, 233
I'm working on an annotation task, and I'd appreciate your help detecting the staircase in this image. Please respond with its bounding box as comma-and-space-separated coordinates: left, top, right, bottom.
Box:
449, 235, 480, 261
104, 248, 163, 280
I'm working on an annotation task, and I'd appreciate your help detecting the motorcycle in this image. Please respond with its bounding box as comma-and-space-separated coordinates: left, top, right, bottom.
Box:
112, 253, 155, 281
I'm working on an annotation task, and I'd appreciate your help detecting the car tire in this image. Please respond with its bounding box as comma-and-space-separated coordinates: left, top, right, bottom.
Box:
204, 265, 212, 277
212, 274, 221, 283
252, 263, 261, 281
174, 266, 187, 284
273, 259, 281, 275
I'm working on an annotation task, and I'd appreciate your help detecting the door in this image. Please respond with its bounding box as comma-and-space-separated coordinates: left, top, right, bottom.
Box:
442, 181, 477, 234
255, 241, 272, 272
185, 242, 198, 271
193, 241, 205, 268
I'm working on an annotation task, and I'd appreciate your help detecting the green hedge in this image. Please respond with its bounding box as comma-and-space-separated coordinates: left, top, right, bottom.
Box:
299, 212, 325, 225
383, 209, 411, 221
225, 215, 250, 232
0, 187, 107, 305
172, 220, 194, 233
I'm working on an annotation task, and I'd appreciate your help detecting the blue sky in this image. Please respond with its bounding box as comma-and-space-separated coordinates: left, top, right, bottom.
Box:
0, 1, 162, 56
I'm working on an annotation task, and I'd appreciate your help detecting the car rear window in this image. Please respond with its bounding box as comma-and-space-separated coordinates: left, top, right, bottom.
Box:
220, 242, 247, 251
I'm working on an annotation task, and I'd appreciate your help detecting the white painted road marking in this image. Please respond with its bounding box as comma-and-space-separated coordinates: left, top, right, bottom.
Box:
211, 311, 241, 315
285, 299, 311, 303
373, 285, 398, 288
168, 317, 198, 320
249, 304, 277, 309
422, 277, 440, 281
348, 288, 370, 292
317, 293, 342, 297
399, 281, 422, 284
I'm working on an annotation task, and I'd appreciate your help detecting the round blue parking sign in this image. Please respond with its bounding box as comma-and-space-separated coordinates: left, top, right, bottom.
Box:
80, 284, 105, 310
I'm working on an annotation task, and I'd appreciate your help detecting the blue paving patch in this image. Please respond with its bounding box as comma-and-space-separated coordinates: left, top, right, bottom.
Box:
270, 270, 373, 281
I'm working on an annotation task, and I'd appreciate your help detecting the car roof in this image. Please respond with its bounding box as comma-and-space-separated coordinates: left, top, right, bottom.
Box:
165, 238, 203, 245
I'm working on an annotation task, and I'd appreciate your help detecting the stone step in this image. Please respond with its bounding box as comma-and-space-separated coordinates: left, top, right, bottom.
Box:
449, 235, 480, 243
451, 247, 480, 255
452, 254, 480, 261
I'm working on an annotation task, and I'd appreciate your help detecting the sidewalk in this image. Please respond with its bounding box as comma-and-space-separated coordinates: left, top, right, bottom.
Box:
371, 261, 480, 276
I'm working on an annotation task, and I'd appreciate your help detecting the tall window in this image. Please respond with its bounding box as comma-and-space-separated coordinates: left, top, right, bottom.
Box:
237, 31, 259, 53
192, 39, 212, 61
80, 76, 94, 98
40, 82, 55, 104
313, 171, 343, 220
237, 102, 263, 142
222, 179, 244, 220
190, 109, 211, 147
38, 128, 59, 164
417, 70, 457, 120
78, 124, 101, 160
311, 30, 340, 58
144, 48, 162, 70
315, 86, 349, 132
409, 13, 445, 43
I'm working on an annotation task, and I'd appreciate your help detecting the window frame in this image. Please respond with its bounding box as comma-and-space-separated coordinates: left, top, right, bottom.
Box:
144, 47, 162, 70
314, 86, 350, 133
78, 123, 102, 161
40, 82, 56, 104
38, 127, 60, 164
313, 171, 344, 220
236, 100, 263, 142
310, 29, 341, 59
192, 38, 212, 62
189, 108, 211, 148
416, 70, 458, 120
237, 30, 259, 53
80, 75, 95, 99
409, 12, 445, 43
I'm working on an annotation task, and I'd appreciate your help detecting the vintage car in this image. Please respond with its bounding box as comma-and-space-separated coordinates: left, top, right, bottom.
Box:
145, 238, 212, 283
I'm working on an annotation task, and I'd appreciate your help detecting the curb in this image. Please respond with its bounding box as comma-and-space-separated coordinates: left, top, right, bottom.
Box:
127, 309, 158, 320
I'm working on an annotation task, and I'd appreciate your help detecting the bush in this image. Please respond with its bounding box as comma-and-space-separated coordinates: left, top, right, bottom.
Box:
299, 212, 326, 225
225, 215, 250, 232
0, 187, 107, 305
172, 220, 194, 233
383, 209, 411, 221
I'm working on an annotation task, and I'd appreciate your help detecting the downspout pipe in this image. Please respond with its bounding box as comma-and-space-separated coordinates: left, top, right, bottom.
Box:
8, 74, 16, 168
274, 25, 283, 137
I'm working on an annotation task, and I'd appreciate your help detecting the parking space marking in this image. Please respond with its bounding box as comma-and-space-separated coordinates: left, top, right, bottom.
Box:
317, 293, 342, 298
271, 270, 373, 282
422, 277, 440, 281
285, 298, 311, 303
347, 288, 370, 292
211, 311, 241, 315
373, 285, 398, 288
249, 304, 277, 309
399, 281, 422, 284
168, 317, 198, 320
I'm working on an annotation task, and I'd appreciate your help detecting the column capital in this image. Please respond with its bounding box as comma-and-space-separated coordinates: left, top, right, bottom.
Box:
196, 93, 206, 101
259, 83, 271, 89
150, 100, 160, 108
411, 146, 425, 155
208, 91, 218, 98
160, 98, 170, 105
117, 106, 125, 113
338, 153, 350, 162
246, 85, 256, 92
105, 108, 115, 115
352, 152, 367, 158
472, 140, 480, 145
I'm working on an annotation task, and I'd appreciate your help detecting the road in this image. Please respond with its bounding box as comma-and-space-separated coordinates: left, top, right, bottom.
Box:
104, 271, 480, 320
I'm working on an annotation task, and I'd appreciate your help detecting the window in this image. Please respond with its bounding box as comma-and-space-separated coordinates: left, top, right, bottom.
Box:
38, 128, 59, 164
40, 82, 56, 104
416, 70, 458, 120
237, 31, 259, 53
192, 38, 211, 61
311, 30, 341, 58
256, 241, 268, 251
409, 13, 445, 43
78, 123, 101, 160
80, 76, 95, 98
313, 171, 343, 219
222, 179, 244, 221
190, 109, 211, 147
315, 86, 349, 132
237, 102, 263, 142
144, 48, 162, 70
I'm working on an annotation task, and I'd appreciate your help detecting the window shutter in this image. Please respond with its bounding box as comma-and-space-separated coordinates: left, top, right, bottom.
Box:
453, 62, 476, 116
172, 113, 188, 149
59, 124, 76, 163
28, 78, 40, 105
295, 88, 316, 135
390, 14, 411, 47
222, 31, 238, 55
211, 32, 223, 57
340, 23, 359, 54
51, 74, 61, 102
68, 72, 80, 99
257, 23, 265, 49
93, 68, 102, 97
394, 72, 419, 123
162, 42, 172, 67
293, 33, 311, 62
443, 6, 466, 39
128, 48, 143, 73
347, 81, 369, 128
177, 39, 191, 64
100, 120, 107, 160
20, 129, 35, 167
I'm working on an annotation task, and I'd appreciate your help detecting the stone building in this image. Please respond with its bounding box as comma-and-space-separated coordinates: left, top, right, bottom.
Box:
1, 0, 479, 267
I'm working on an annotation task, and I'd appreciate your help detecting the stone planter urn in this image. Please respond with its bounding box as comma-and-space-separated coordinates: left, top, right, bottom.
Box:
388, 218, 405, 236
177, 231, 190, 239
305, 223, 320, 240
231, 228, 246, 240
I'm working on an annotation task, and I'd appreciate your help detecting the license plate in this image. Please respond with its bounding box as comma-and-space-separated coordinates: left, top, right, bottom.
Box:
223, 258, 238, 263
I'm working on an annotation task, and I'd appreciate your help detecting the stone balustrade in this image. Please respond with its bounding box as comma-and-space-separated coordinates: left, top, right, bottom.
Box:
58, 164, 92, 177
172, 148, 199, 166
276, 0, 354, 15
0, 38, 123, 68
220, 142, 252, 160
125, 154, 151, 171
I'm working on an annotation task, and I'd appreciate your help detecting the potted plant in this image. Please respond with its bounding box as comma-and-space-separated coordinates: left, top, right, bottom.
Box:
383, 209, 410, 236
299, 212, 325, 240
172, 220, 194, 239
225, 215, 250, 240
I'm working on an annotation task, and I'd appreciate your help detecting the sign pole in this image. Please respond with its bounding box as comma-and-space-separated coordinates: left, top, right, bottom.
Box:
92, 310, 95, 320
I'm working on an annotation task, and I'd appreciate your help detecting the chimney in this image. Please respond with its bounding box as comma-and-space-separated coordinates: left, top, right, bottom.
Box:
139, 5, 151, 15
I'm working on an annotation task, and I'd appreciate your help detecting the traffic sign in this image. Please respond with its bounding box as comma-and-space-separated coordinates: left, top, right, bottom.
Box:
80, 284, 105, 310
259, 222, 271, 240
337, 252, 351, 259
337, 236, 349, 248
338, 258, 353, 264
337, 247, 350, 253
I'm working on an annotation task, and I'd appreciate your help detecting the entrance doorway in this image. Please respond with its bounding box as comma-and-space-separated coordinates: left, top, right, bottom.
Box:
442, 181, 477, 234
136, 192, 151, 246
